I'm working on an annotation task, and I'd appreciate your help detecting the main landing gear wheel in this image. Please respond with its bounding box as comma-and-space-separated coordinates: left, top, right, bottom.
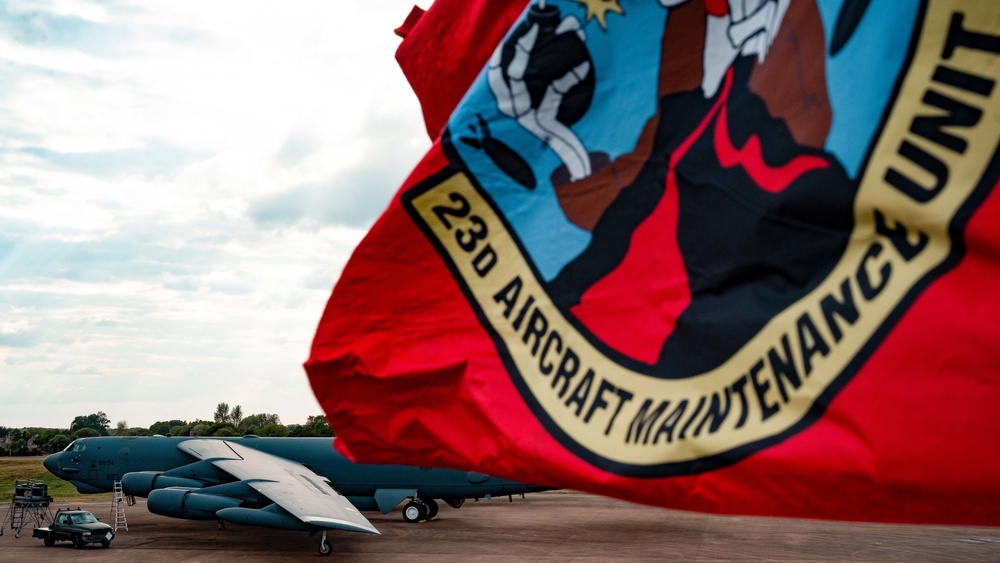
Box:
424, 498, 439, 519
318, 531, 332, 556
402, 500, 429, 523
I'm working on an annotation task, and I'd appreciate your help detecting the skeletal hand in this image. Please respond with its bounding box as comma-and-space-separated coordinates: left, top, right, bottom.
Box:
487, 17, 593, 182
702, 0, 790, 97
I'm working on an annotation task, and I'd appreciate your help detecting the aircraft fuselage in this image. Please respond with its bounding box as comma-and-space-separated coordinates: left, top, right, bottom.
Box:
43, 435, 548, 514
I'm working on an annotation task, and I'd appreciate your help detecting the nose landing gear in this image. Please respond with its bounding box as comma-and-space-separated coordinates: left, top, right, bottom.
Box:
318, 530, 332, 556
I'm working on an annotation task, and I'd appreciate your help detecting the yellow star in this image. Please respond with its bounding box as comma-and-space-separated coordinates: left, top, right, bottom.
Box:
571, 0, 625, 30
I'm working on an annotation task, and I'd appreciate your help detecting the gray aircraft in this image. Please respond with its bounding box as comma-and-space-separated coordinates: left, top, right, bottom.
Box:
42, 435, 550, 555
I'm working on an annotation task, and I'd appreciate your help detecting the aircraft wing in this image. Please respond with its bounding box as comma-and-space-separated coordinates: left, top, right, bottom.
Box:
177, 439, 378, 534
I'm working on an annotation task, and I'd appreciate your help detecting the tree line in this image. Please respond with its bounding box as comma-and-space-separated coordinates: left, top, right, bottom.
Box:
0, 403, 334, 456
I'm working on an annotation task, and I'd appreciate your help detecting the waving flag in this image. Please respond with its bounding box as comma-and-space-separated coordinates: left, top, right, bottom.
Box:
307, 0, 1000, 524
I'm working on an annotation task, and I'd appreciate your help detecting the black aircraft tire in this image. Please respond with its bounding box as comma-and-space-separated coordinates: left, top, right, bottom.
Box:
402, 501, 428, 523
318, 539, 332, 556
425, 498, 439, 519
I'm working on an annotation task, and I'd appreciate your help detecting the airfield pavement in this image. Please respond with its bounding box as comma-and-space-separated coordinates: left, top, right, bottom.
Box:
1, 491, 998, 562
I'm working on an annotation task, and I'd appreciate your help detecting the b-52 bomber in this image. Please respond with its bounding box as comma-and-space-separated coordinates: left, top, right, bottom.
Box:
42, 435, 550, 555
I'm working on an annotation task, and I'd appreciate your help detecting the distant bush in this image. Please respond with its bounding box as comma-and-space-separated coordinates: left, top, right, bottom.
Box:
259, 423, 289, 437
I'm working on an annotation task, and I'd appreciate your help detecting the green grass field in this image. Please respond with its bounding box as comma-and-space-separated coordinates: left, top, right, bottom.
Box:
0, 457, 112, 502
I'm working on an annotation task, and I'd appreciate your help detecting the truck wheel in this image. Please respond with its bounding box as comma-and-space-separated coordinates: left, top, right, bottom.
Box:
72, 534, 84, 549
44, 536, 55, 547
101, 538, 111, 548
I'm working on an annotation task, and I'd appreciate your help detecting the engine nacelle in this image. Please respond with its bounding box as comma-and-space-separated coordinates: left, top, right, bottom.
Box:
147, 488, 242, 520
216, 506, 314, 531
122, 471, 204, 498
344, 496, 379, 511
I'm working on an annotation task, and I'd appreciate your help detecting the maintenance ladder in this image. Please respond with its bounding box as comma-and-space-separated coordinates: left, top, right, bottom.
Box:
1, 479, 53, 538
111, 481, 128, 532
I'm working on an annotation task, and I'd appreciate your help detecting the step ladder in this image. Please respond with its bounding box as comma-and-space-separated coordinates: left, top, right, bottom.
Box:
111, 481, 128, 532
1, 502, 26, 537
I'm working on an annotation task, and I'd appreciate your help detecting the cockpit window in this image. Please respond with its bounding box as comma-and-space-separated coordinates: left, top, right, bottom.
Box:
65, 440, 87, 452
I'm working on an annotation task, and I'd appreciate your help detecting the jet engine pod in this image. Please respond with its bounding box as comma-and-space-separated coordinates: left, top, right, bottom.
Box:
122, 471, 204, 497
216, 506, 315, 531
147, 488, 242, 520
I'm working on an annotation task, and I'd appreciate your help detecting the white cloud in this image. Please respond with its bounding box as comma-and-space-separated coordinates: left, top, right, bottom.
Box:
0, 0, 434, 429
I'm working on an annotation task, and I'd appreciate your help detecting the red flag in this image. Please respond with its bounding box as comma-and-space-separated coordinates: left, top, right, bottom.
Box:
307, 0, 1000, 524
394, 0, 526, 140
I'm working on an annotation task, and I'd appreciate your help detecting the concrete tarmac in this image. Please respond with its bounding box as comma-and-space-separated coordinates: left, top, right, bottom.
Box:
1, 492, 998, 562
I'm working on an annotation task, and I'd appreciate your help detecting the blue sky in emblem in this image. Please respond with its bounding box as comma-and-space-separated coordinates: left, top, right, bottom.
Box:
450, 0, 668, 281
818, 0, 919, 178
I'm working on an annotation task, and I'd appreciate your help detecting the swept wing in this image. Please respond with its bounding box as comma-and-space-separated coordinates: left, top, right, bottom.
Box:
177, 439, 378, 534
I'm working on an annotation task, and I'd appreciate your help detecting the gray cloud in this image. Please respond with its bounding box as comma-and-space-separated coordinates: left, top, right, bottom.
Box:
0, 328, 41, 348
0, 226, 222, 285
0, 1, 216, 56
162, 272, 255, 295
246, 175, 391, 230
49, 362, 104, 375
0, 5, 119, 52
15, 141, 210, 179
274, 127, 326, 168
250, 110, 426, 229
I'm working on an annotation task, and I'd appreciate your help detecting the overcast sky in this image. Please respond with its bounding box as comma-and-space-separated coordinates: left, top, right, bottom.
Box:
0, 0, 433, 429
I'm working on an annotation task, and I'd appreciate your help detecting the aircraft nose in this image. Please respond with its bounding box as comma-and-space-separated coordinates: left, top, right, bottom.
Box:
42, 453, 60, 475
